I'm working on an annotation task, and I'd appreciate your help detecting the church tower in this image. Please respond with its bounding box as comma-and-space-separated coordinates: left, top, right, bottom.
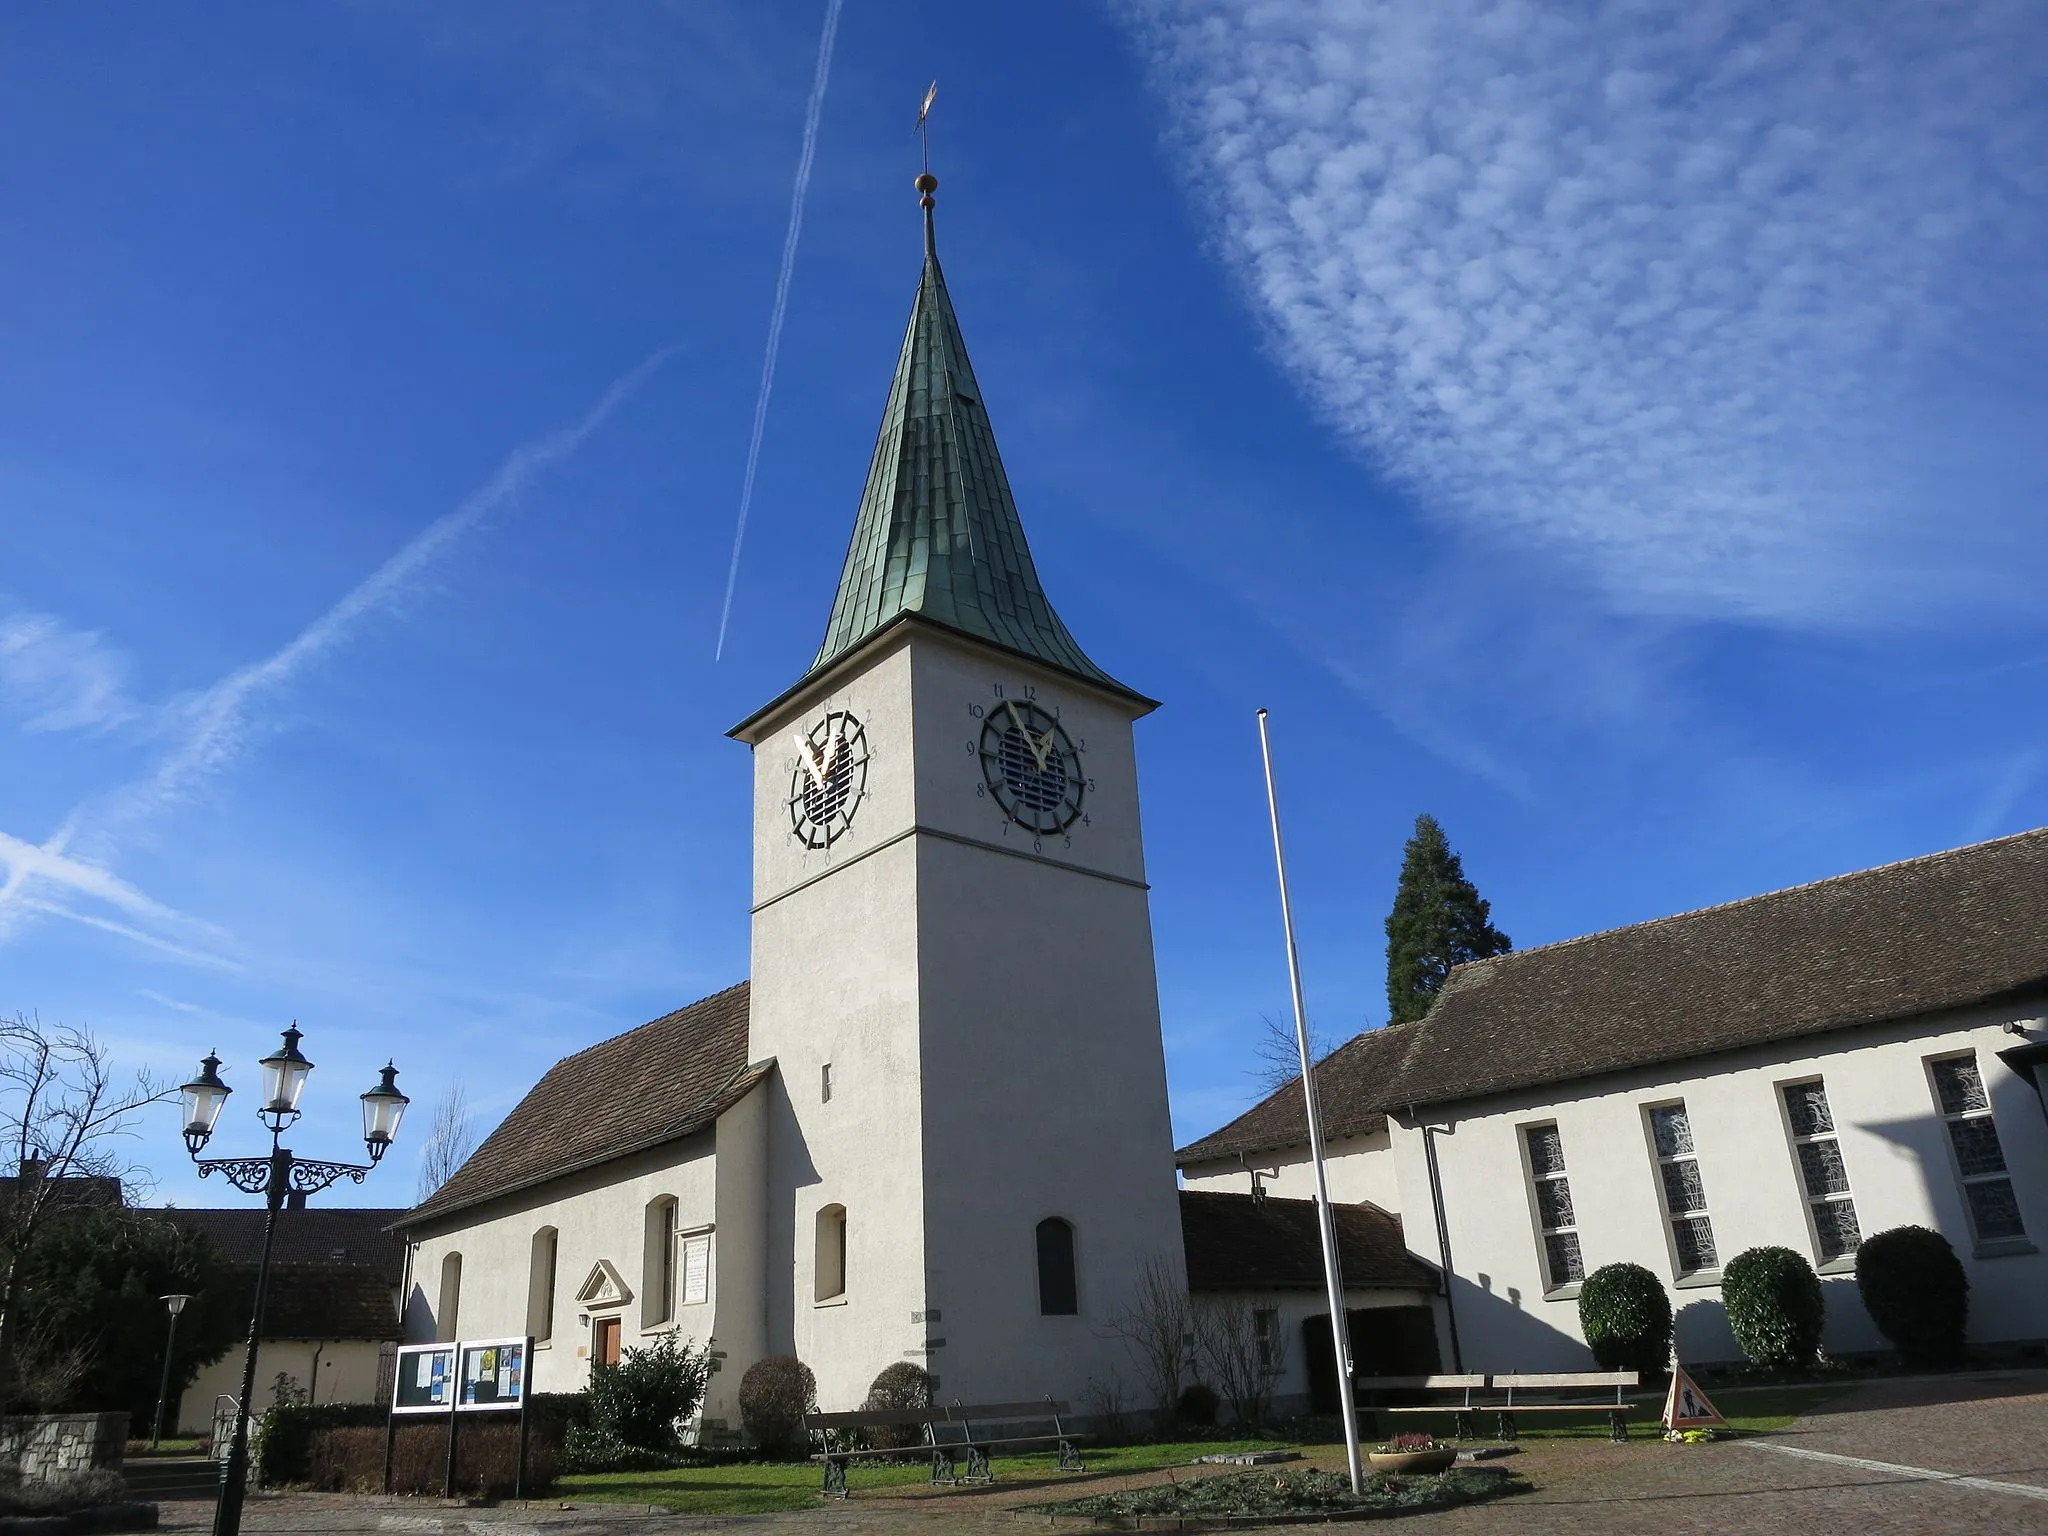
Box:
730, 174, 1186, 1408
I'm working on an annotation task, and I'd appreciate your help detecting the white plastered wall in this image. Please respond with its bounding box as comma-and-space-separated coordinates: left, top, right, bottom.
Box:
176, 1340, 390, 1435
1181, 1130, 1400, 1210
1188, 1287, 1441, 1420
404, 1131, 723, 1397
1388, 1004, 2048, 1372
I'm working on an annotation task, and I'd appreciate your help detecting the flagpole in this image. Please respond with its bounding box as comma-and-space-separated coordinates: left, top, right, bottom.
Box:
1256, 708, 1364, 1494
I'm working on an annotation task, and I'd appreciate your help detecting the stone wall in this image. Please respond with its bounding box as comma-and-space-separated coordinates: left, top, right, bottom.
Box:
0, 1413, 126, 1483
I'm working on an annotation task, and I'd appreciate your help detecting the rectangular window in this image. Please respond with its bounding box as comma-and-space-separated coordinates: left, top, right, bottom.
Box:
821, 1062, 833, 1103
1930, 1056, 2026, 1244
677, 1232, 711, 1307
1648, 1103, 1718, 1274
1523, 1124, 1584, 1289
1781, 1081, 1862, 1263
1254, 1308, 1280, 1373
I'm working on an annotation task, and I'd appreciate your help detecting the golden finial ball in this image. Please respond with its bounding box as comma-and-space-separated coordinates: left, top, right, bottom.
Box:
915, 172, 939, 194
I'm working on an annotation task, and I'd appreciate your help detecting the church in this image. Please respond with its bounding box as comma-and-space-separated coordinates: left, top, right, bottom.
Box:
400, 177, 2048, 1426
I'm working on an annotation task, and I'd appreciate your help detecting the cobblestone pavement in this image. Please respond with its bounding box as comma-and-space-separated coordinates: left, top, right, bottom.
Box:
156, 1370, 2048, 1536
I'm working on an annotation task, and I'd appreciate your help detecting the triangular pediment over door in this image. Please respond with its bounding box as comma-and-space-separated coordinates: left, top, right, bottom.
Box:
575, 1258, 633, 1309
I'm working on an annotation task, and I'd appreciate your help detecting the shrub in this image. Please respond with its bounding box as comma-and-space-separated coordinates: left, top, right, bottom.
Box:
862, 1361, 936, 1451
306, 1422, 559, 1497
586, 1332, 711, 1454
1176, 1382, 1220, 1428
1576, 1263, 1672, 1378
738, 1355, 816, 1456
1857, 1225, 1969, 1368
1721, 1246, 1826, 1370
251, 1401, 387, 1486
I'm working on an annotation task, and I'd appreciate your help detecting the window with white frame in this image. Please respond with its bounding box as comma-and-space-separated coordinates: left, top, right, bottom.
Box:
1781, 1081, 1862, 1264
1253, 1307, 1281, 1374
1522, 1124, 1584, 1288
1647, 1102, 1719, 1274
1929, 1056, 2026, 1244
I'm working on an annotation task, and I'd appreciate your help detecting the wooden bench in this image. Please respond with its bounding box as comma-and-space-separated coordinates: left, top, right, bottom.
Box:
804, 1397, 1086, 1497
1354, 1374, 1489, 1440
1488, 1371, 1638, 1442
928, 1399, 1088, 1487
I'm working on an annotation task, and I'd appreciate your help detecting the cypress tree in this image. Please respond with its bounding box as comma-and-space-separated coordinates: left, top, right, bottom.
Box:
1385, 813, 1511, 1024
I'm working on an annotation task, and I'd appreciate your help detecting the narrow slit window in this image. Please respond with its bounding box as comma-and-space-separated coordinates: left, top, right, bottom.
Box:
1781, 1081, 1861, 1263
1930, 1056, 2026, 1244
1648, 1103, 1718, 1274
1035, 1218, 1078, 1315
815, 1204, 847, 1302
1523, 1124, 1584, 1289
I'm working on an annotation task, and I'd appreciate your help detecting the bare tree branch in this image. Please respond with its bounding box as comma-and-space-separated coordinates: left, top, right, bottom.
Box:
1248, 1012, 1336, 1096
416, 1081, 477, 1202
1104, 1254, 1194, 1428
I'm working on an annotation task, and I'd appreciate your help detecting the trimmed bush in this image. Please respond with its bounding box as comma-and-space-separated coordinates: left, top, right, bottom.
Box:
1176, 1382, 1220, 1428
738, 1354, 816, 1456
862, 1361, 936, 1451
1576, 1262, 1672, 1378
585, 1332, 711, 1454
306, 1422, 560, 1497
1722, 1246, 1826, 1370
252, 1402, 387, 1486
1857, 1225, 1969, 1368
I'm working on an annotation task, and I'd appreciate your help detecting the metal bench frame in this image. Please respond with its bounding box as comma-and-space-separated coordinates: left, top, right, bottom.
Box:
805, 1396, 1084, 1497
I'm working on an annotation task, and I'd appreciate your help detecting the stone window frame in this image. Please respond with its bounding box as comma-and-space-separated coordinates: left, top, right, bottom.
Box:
1517, 1120, 1584, 1297
1926, 1053, 2031, 1257
1774, 1078, 1862, 1273
1643, 1100, 1720, 1282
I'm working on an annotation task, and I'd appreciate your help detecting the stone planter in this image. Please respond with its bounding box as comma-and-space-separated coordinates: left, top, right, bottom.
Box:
1366, 1447, 1456, 1475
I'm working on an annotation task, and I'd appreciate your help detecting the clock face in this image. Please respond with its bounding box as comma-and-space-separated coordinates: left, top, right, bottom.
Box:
787, 710, 869, 849
979, 698, 1086, 834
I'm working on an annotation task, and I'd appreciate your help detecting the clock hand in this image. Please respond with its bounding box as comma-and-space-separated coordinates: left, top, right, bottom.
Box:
1006, 700, 1052, 772
818, 724, 843, 780
792, 731, 827, 790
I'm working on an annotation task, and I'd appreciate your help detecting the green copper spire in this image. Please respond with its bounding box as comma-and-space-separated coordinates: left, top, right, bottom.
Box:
807, 175, 1140, 701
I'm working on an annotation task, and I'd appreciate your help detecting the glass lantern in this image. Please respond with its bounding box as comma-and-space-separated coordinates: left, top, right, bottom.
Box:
258, 1026, 314, 1118
179, 1053, 232, 1153
359, 1064, 409, 1163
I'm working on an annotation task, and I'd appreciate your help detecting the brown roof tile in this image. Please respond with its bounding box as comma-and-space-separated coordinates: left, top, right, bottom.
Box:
1179, 1190, 1435, 1292
403, 983, 762, 1228
1387, 826, 2048, 1109
167, 1207, 406, 1276
1174, 1031, 1409, 1165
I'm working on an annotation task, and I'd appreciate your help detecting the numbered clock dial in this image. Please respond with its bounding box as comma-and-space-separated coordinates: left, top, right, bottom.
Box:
979, 699, 1086, 833
787, 710, 869, 849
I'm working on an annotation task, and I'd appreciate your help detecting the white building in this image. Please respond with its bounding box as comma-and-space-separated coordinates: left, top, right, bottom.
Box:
1183, 831, 2048, 1373
401, 180, 1201, 1424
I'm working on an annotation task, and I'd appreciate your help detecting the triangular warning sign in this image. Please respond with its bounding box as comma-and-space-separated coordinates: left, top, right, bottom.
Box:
1662, 1365, 1725, 1430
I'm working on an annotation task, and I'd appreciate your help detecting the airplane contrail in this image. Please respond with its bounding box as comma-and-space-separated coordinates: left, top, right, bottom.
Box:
714, 0, 846, 662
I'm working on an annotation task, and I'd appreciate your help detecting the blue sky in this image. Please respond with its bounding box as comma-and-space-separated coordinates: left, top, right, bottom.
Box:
3, 1, 2045, 1208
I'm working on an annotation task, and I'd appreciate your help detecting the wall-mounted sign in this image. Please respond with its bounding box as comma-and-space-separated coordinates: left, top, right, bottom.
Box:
391, 1344, 456, 1413
456, 1337, 528, 1411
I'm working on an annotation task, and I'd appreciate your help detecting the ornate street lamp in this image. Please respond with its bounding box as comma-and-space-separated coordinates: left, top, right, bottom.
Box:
180, 1027, 407, 1536
150, 1293, 193, 1451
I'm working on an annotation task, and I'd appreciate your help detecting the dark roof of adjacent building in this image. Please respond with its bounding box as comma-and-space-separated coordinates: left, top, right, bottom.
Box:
167, 1207, 407, 1275
247, 1265, 402, 1341
0, 1174, 124, 1212
797, 197, 1146, 708
1174, 1032, 1404, 1165
404, 983, 765, 1228
1179, 1189, 1436, 1292
1178, 828, 2048, 1157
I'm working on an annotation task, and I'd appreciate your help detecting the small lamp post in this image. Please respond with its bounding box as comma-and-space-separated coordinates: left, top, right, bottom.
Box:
150, 1293, 194, 1451
180, 1027, 406, 1536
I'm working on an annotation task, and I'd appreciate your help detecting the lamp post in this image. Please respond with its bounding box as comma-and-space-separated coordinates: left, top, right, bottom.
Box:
179, 1027, 408, 1536
150, 1293, 194, 1451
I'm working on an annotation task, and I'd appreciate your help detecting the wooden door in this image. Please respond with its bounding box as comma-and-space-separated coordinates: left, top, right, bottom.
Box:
594, 1316, 621, 1366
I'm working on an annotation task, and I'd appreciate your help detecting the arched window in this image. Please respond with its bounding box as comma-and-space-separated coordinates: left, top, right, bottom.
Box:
1036, 1218, 1077, 1316
526, 1227, 558, 1342
815, 1204, 847, 1302
437, 1252, 463, 1342
643, 1197, 679, 1328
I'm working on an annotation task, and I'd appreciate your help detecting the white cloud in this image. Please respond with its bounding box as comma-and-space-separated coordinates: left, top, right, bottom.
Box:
1122, 0, 2048, 625
0, 613, 136, 732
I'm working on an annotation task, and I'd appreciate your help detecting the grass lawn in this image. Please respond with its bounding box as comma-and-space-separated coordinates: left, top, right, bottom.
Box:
555, 1440, 1279, 1514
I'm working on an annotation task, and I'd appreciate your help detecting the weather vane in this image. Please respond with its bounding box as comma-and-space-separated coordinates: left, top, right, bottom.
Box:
915, 80, 938, 175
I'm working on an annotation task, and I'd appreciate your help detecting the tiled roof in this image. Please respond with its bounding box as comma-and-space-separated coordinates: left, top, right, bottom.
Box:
1385, 825, 2048, 1109
800, 201, 1146, 706
1179, 1190, 1435, 1292
231, 1265, 401, 1342
167, 1208, 406, 1276
1174, 1033, 1405, 1165
403, 983, 763, 1228
1180, 828, 2048, 1156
